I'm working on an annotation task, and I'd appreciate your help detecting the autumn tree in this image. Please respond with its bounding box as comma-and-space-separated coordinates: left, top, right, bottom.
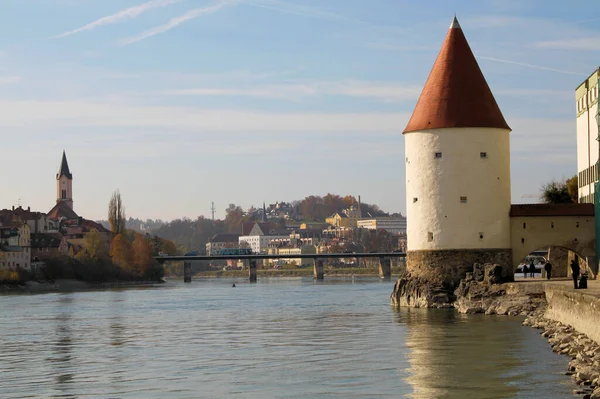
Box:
224, 204, 244, 233
566, 175, 578, 203
110, 234, 132, 271
76, 229, 109, 263
132, 234, 154, 274
108, 190, 126, 235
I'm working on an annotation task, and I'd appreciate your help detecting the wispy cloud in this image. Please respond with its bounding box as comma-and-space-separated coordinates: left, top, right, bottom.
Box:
164, 81, 421, 102
242, 0, 364, 24
52, 0, 183, 39
0, 99, 409, 133
120, 0, 237, 45
0, 76, 21, 85
477, 56, 587, 76
534, 37, 600, 51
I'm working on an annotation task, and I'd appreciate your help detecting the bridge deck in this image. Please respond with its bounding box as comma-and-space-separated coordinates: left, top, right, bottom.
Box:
155, 252, 406, 262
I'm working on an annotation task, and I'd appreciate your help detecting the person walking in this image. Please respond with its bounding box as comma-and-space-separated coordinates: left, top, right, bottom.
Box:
529, 260, 535, 278
571, 258, 580, 289
544, 261, 552, 280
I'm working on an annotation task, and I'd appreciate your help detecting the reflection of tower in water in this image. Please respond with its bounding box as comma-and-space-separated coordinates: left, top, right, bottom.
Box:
395, 309, 525, 399
51, 294, 76, 396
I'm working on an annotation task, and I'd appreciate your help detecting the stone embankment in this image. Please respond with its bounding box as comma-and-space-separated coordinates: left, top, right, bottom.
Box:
450, 263, 600, 398
526, 309, 600, 398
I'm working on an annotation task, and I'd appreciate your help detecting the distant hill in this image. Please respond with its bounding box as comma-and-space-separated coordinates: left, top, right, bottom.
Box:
97, 194, 398, 253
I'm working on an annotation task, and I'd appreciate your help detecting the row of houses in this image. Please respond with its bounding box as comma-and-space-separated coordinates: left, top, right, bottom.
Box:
0, 152, 110, 273
206, 206, 407, 266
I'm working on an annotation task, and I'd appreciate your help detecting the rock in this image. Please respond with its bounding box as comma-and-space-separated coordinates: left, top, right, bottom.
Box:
472, 263, 485, 282
390, 271, 454, 308
484, 264, 504, 285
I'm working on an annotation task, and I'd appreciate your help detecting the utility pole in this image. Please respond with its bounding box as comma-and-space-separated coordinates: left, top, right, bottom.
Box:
211, 202, 216, 220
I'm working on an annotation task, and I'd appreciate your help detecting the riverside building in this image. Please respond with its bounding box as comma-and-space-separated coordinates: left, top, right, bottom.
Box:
576, 68, 600, 204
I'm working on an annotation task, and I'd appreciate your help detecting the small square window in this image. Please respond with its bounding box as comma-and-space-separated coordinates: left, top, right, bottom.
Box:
413, 198, 418, 203
460, 196, 467, 203
434, 152, 442, 158
480, 152, 487, 158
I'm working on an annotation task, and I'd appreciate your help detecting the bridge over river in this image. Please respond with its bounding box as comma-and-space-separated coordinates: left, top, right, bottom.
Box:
155, 252, 407, 282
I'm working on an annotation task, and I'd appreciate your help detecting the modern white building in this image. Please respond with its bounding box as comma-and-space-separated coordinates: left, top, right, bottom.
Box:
357, 217, 407, 234
576, 68, 600, 204
403, 16, 512, 281
239, 234, 289, 254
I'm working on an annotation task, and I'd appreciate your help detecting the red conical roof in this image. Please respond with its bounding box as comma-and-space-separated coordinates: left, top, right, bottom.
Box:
403, 17, 510, 134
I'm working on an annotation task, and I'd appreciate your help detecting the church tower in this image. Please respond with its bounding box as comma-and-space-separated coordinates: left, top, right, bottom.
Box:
403, 17, 512, 293
56, 150, 73, 210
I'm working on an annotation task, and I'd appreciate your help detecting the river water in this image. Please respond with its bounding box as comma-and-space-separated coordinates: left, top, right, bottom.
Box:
0, 277, 575, 399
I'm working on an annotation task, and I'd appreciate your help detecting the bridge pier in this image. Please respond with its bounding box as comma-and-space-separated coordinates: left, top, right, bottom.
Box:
314, 259, 324, 280
379, 257, 391, 280
183, 261, 192, 283
249, 259, 257, 283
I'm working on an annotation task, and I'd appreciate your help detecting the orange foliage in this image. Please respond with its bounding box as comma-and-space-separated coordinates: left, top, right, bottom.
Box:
132, 234, 153, 274
110, 234, 132, 270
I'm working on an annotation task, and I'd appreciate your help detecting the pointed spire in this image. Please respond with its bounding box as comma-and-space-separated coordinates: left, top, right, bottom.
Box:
57, 150, 72, 179
450, 14, 460, 29
403, 16, 510, 134
262, 201, 267, 223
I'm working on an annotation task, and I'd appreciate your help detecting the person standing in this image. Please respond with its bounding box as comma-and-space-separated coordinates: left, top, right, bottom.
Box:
571, 258, 580, 289
529, 260, 535, 278
544, 261, 552, 280
522, 264, 528, 278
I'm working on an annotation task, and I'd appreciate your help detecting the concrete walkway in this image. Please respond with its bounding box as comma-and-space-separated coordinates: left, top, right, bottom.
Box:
514, 277, 600, 298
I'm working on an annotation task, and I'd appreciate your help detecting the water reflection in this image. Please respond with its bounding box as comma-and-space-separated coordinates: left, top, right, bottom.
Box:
51, 294, 76, 399
395, 308, 529, 399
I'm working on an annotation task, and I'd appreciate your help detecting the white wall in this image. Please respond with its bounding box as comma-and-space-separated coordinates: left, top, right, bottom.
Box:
405, 127, 511, 251
577, 99, 599, 202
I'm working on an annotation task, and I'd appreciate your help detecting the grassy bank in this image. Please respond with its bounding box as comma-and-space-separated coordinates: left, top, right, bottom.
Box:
188, 267, 405, 279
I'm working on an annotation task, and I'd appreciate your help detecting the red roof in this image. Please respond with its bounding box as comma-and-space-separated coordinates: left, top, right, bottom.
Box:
404, 17, 510, 134
510, 203, 594, 217
47, 201, 78, 220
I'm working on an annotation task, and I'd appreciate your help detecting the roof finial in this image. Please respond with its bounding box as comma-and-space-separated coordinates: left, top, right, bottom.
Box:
450, 14, 461, 29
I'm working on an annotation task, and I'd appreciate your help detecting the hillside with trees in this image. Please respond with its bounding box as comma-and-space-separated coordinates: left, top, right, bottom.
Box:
99, 194, 397, 253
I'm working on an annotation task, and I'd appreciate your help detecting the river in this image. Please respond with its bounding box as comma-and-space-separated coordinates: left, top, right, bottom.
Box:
0, 277, 575, 398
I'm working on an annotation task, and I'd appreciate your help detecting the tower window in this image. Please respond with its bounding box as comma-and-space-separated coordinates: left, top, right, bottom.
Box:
460, 196, 467, 203
434, 152, 442, 158
480, 152, 487, 158
523, 223, 526, 229
427, 232, 434, 242
479, 232, 484, 239
413, 198, 418, 203
61, 190, 67, 199
551, 222, 554, 228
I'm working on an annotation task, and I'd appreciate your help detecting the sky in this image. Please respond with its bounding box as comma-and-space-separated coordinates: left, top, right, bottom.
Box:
0, 0, 598, 221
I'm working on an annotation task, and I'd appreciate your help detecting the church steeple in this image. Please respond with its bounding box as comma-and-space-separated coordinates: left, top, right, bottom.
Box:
56, 150, 73, 210
57, 150, 72, 179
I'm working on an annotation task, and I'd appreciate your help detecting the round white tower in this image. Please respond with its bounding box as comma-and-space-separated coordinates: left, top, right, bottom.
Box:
404, 17, 512, 287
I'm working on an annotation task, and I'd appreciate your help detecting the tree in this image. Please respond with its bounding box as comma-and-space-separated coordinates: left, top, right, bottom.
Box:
76, 229, 109, 263
541, 180, 574, 204
108, 190, 126, 235
224, 204, 244, 233
566, 175, 578, 203
132, 234, 153, 274
110, 234, 132, 271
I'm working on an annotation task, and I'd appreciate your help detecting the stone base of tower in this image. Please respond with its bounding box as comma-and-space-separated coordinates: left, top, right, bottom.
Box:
391, 249, 513, 308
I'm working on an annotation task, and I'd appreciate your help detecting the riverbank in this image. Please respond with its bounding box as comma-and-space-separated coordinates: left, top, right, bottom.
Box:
0, 278, 164, 293
450, 273, 600, 399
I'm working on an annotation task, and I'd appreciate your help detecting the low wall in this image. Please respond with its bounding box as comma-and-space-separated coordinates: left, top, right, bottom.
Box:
544, 285, 600, 344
